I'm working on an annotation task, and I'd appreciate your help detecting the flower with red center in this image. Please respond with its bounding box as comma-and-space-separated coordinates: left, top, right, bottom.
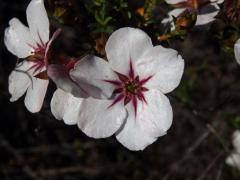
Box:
4, 0, 58, 113
50, 27, 184, 151
162, 0, 224, 29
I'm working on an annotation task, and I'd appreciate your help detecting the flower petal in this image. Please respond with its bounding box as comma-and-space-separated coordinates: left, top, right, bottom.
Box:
136, 45, 184, 94
47, 64, 89, 98
161, 8, 186, 30
211, 0, 224, 4
226, 153, 240, 170
232, 130, 240, 153
234, 39, 240, 64
116, 89, 173, 151
51, 89, 83, 125
196, 4, 219, 26
70, 55, 116, 99
4, 18, 34, 58
165, 0, 186, 4
77, 97, 127, 138
26, 0, 49, 44
24, 77, 49, 113
105, 27, 153, 74
8, 61, 32, 102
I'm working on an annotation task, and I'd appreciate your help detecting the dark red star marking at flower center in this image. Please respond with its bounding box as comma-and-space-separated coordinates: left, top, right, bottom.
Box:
104, 60, 153, 116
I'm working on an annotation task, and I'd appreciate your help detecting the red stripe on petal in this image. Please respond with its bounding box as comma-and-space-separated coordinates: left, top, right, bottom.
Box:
37, 31, 45, 47
140, 87, 149, 92
108, 94, 124, 108
113, 88, 123, 94
124, 94, 132, 105
139, 75, 153, 85
27, 43, 37, 50
114, 71, 129, 82
138, 92, 147, 104
103, 79, 122, 86
128, 60, 135, 79
132, 96, 138, 117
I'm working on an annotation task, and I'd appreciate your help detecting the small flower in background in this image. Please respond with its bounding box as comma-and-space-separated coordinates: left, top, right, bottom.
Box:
162, 0, 224, 30
226, 130, 240, 170
4, 0, 60, 113
50, 27, 184, 151
234, 39, 240, 64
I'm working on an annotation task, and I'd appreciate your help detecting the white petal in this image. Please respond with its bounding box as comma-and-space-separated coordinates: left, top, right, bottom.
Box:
165, 0, 186, 4
51, 89, 83, 125
26, 0, 49, 44
8, 61, 32, 102
226, 153, 240, 170
211, 0, 224, 4
24, 77, 49, 113
161, 8, 186, 30
70, 55, 116, 99
116, 89, 173, 151
105, 27, 153, 74
47, 64, 89, 98
136, 45, 184, 94
232, 130, 240, 153
196, 4, 219, 26
77, 98, 127, 138
4, 18, 34, 58
234, 39, 240, 64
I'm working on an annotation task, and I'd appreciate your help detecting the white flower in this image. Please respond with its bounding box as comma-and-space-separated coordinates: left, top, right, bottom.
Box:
50, 27, 184, 151
162, 0, 224, 29
4, 0, 55, 113
234, 39, 240, 64
226, 130, 240, 170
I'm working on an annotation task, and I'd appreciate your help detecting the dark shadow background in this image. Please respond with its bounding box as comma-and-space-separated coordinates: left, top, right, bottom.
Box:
1, 0, 240, 180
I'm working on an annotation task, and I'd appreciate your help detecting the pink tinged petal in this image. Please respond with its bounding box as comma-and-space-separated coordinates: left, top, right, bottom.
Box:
47, 64, 88, 98
44, 29, 62, 66
26, 0, 49, 44
234, 39, 240, 64
24, 77, 49, 113
195, 4, 219, 26
4, 18, 35, 58
116, 90, 173, 151
70, 55, 116, 99
165, 0, 186, 4
8, 61, 32, 102
105, 27, 153, 74
136, 45, 184, 94
51, 89, 83, 125
77, 98, 127, 139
